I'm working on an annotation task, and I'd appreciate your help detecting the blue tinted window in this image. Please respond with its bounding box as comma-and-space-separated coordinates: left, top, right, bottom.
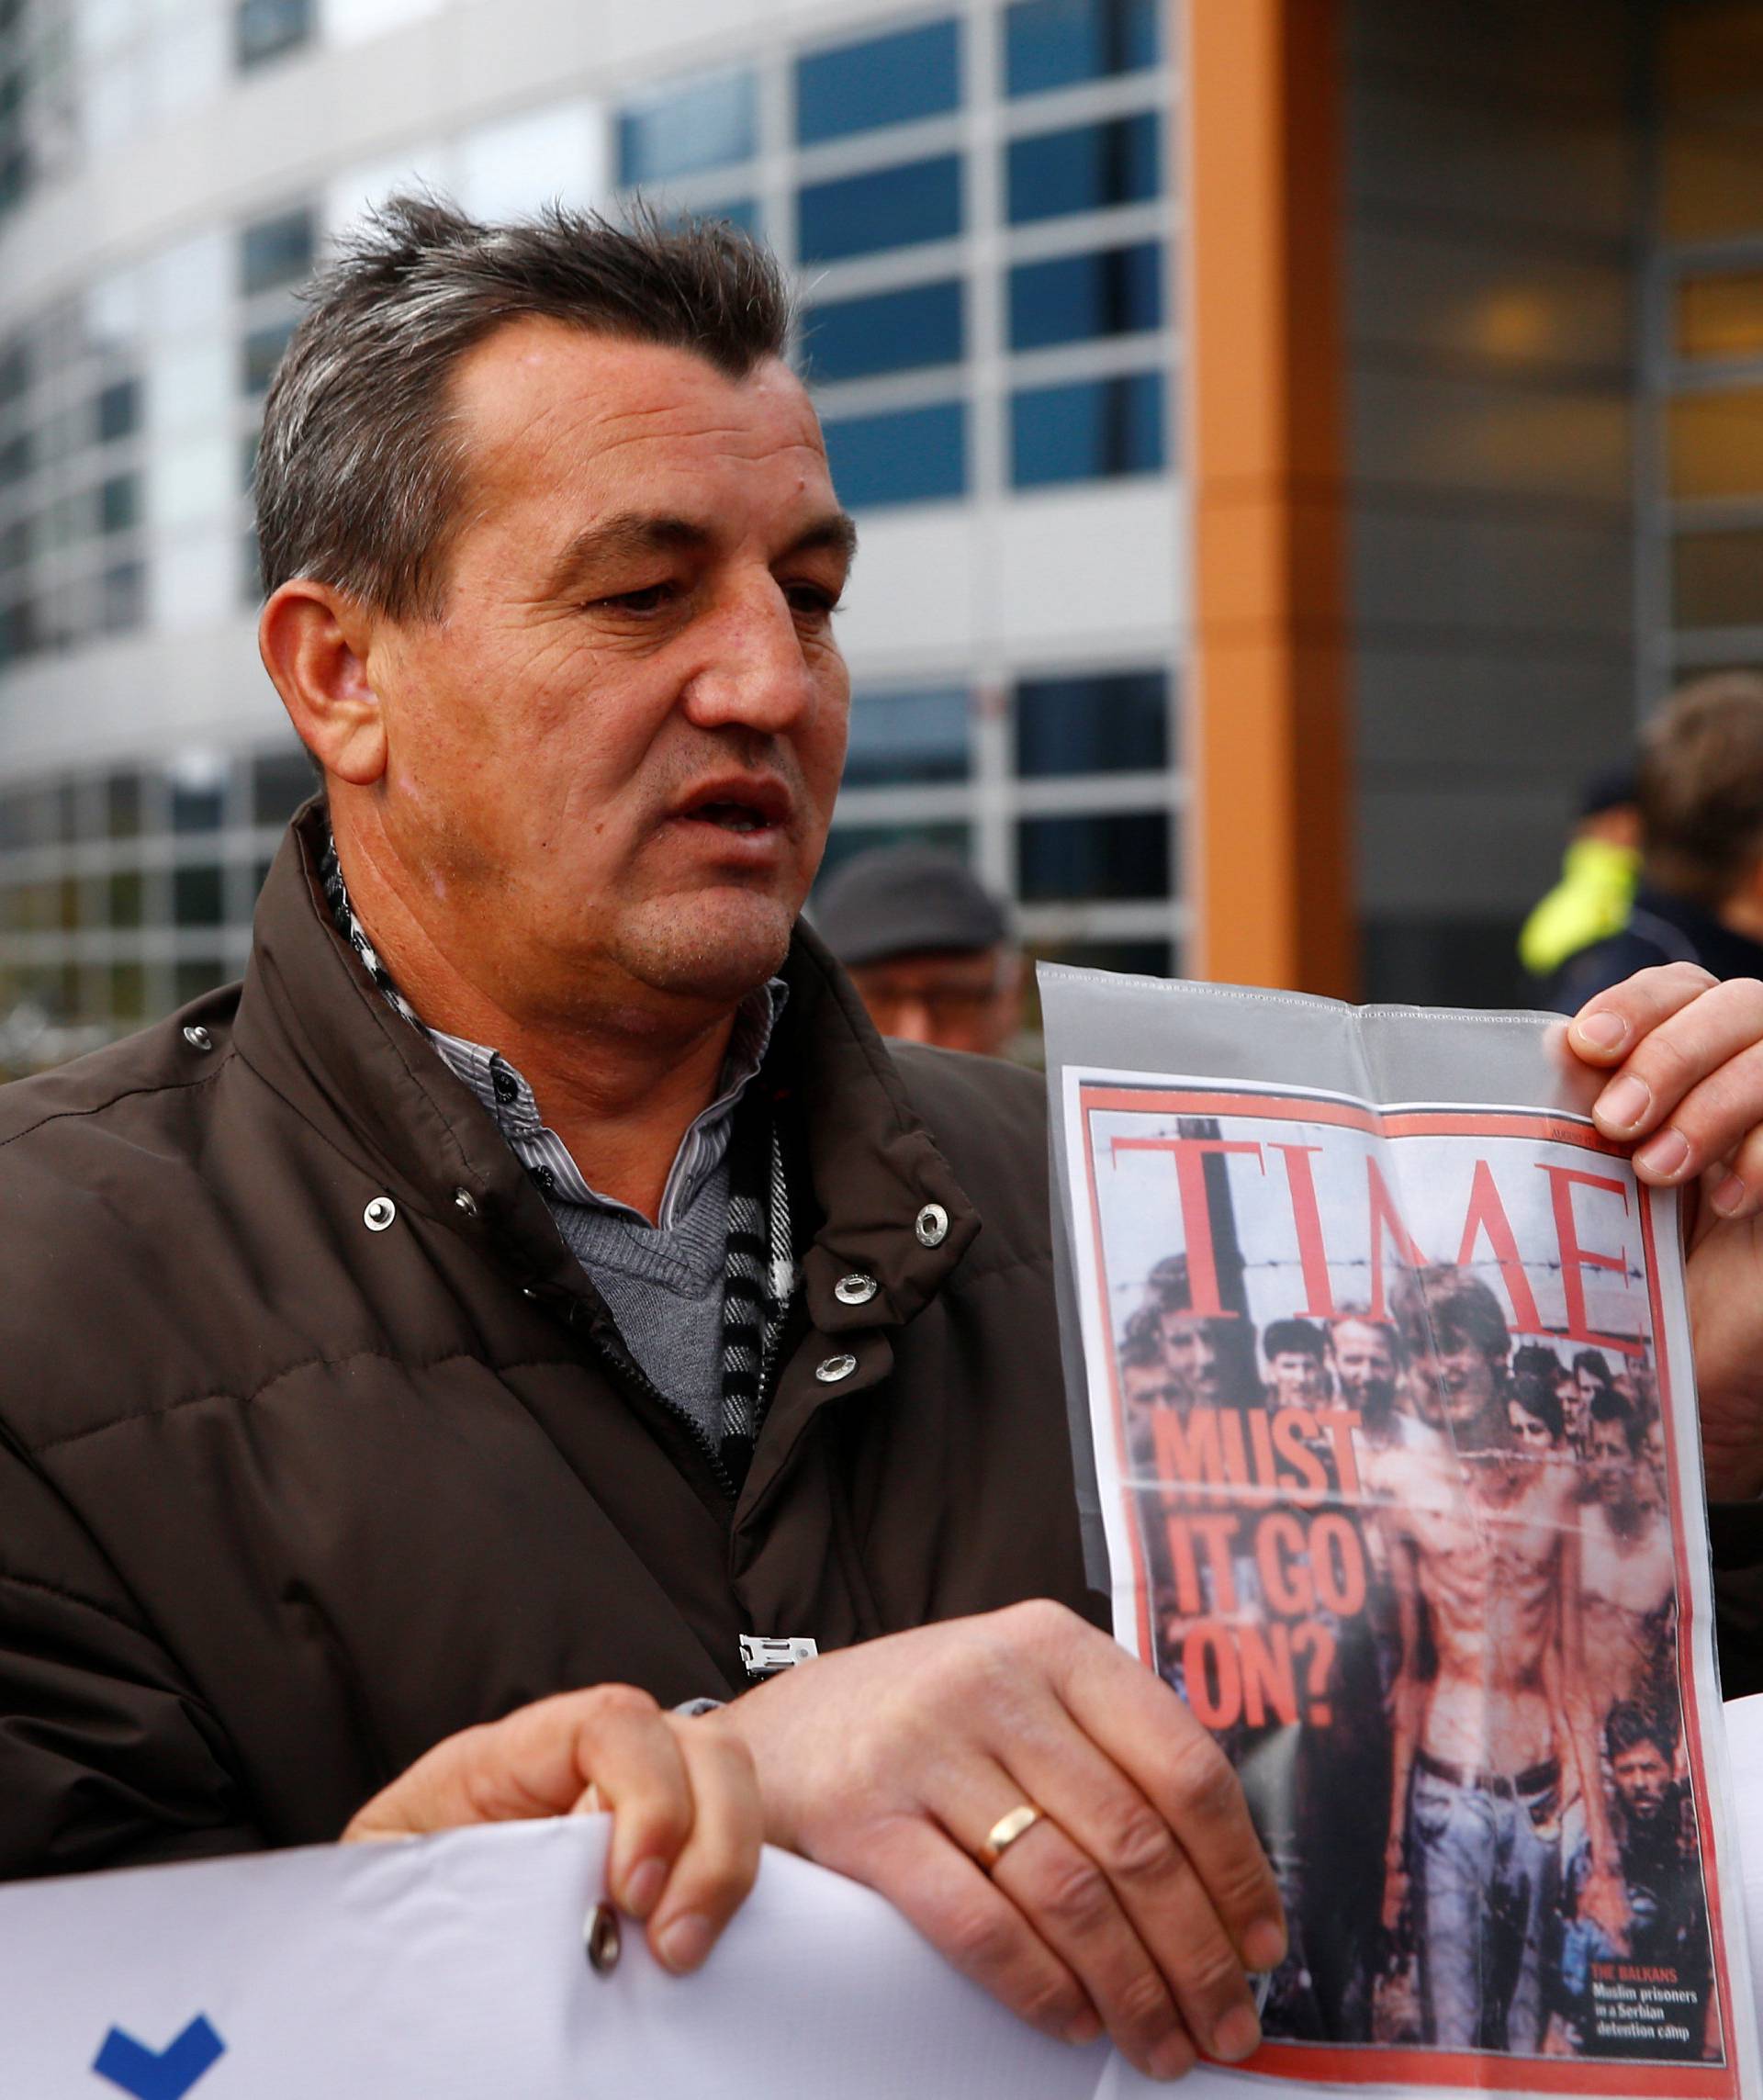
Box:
1016, 669, 1168, 776
824, 400, 966, 508
804, 279, 963, 383
846, 686, 970, 785
1007, 112, 1160, 223
1017, 812, 1169, 900
1009, 241, 1162, 348
797, 20, 960, 145
237, 0, 312, 70
1005, 0, 1160, 96
1012, 372, 1163, 486
241, 207, 314, 297
619, 72, 757, 185
798, 154, 962, 263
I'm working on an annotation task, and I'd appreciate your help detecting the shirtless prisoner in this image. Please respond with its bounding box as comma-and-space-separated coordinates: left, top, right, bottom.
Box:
1376, 1268, 1627, 2054
1579, 1385, 1677, 1734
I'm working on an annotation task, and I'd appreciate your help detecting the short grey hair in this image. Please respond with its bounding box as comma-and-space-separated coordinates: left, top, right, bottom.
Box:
254, 193, 793, 620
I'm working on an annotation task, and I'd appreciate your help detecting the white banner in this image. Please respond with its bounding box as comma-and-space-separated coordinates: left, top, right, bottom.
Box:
8, 1698, 1763, 2100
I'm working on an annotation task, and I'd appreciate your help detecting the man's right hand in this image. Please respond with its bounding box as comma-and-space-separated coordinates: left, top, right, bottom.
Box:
719, 1600, 1284, 2083
342, 1686, 762, 1976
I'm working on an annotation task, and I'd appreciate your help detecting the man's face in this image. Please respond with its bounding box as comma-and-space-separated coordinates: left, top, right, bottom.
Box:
1158, 1310, 1224, 1405
1330, 1320, 1396, 1413
847, 947, 1020, 1057
1589, 1417, 1632, 1500
1556, 1373, 1585, 1442
1430, 1333, 1502, 1432
1645, 1413, 1668, 1482
1612, 1741, 1672, 1822
1121, 1355, 1166, 1410
1508, 1398, 1555, 1455
344, 322, 853, 1024
1576, 1364, 1606, 1409
1268, 1351, 1324, 1406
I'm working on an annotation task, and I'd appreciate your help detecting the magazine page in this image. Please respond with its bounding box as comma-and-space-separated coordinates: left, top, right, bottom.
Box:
1042, 967, 1760, 2099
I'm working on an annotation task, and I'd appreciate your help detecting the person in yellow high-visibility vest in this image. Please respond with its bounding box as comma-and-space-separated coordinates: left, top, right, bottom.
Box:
1520, 764, 1640, 983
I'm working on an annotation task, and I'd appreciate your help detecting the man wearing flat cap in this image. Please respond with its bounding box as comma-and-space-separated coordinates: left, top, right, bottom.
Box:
814, 844, 1023, 1058
6, 202, 1763, 2086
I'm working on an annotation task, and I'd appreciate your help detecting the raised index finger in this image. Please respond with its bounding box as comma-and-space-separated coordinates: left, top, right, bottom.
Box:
1053, 1631, 1286, 1975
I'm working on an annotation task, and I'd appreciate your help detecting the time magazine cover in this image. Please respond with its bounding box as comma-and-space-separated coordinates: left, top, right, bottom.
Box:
1042, 969, 1760, 2099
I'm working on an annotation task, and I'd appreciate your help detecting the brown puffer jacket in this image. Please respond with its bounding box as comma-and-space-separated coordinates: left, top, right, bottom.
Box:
0, 805, 1098, 1881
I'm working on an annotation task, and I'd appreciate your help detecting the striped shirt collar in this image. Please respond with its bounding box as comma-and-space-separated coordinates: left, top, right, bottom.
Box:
320, 835, 784, 1232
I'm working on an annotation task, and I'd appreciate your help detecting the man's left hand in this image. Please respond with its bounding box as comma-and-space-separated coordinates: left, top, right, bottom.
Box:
1567, 963, 1763, 1497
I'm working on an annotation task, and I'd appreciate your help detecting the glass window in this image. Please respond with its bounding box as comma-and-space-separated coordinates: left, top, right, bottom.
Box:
1668, 387, 1763, 500
253, 747, 316, 824
1674, 528, 1763, 629
0, 881, 51, 933
240, 206, 314, 298
100, 560, 144, 634
1005, 0, 1160, 97
1016, 668, 1168, 775
242, 318, 295, 398
176, 958, 230, 1004
235, 0, 312, 70
0, 595, 35, 668
1012, 371, 1163, 486
95, 376, 140, 442
0, 429, 32, 486
845, 685, 970, 786
1007, 112, 1160, 224
619, 71, 756, 186
1017, 810, 1169, 900
818, 821, 971, 884
99, 474, 138, 534
796, 20, 960, 146
803, 279, 963, 384
110, 961, 145, 1023
798, 154, 961, 264
1008, 241, 1162, 349
824, 399, 966, 508
0, 335, 28, 405
169, 758, 227, 832
174, 865, 226, 926
0, 786, 52, 848
1677, 271, 1763, 363
107, 869, 142, 928
105, 771, 141, 837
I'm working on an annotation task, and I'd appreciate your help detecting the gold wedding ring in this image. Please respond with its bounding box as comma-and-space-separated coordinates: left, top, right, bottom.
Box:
977, 1802, 1044, 1872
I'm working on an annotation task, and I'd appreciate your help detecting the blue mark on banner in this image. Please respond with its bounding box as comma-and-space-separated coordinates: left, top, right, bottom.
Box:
93, 2015, 225, 2098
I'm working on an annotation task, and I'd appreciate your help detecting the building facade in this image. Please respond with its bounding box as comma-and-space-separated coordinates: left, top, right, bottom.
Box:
0, 0, 1757, 1061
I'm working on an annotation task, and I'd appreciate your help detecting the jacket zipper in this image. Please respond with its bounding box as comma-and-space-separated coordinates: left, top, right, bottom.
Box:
559, 1291, 781, 1511
601, 1329, 742, 1506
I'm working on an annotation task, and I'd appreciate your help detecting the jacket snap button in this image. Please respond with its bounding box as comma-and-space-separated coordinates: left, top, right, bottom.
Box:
182, 1024, 213, 1051
915, 1202, 949, 1248
363, 1196, 397, 1231
834, 1273, 878, 1306
815, 1353, 858, 1384
453, 1187, 480, 1219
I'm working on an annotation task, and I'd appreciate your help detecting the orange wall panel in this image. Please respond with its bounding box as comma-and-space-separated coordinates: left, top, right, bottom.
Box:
1185, 0, 1354, 995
